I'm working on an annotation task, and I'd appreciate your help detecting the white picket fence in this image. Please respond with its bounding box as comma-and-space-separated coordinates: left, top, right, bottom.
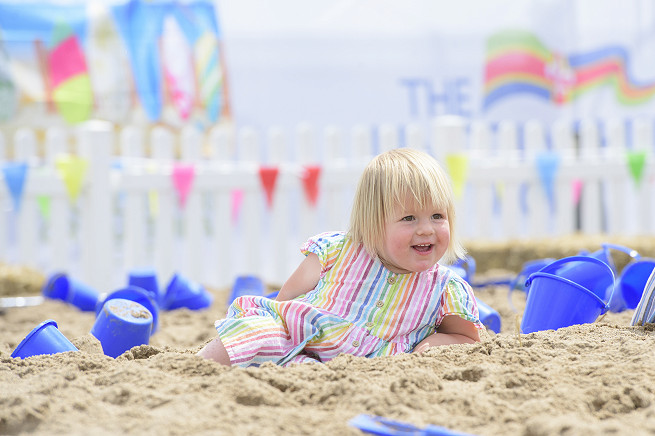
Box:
1, 116, 654, 292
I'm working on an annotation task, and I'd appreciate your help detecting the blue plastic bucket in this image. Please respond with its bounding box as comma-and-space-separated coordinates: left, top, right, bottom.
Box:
42, 273, 99, 312
127, 268, 161, 305
553, 246, 625, 299
618, 258, 655, 310
91, 299, 153, 358
520, 256, 614, 334
96, 286, 160, 335
450, 255, 476, 284
228, 275, 265, 306
11, 320, 79, 359
163, 273, 213, 310
476, 298, 501, 334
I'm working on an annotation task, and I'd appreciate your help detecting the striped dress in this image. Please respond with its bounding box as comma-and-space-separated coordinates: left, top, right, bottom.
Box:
215, 231, 483, 367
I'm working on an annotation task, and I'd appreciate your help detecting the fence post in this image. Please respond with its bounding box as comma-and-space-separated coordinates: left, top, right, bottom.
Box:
180, 125, 204, 282
77, 121, 114, 293
578, 120, 602, 234
45, 127, 71, 273
14, 129, 39, 269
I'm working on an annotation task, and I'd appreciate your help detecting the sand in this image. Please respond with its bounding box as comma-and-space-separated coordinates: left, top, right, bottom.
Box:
2, 237, 655, 436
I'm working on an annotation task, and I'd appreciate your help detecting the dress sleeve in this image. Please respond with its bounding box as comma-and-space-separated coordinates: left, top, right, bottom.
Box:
435, 274, 485, 331
300, 231, 346, 276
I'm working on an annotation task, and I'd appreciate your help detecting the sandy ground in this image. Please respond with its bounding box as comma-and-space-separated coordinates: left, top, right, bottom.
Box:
1, 236, 655, 436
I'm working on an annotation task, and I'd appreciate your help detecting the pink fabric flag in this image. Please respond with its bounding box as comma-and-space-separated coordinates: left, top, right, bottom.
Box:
572, 178, 583, 206
172, 164, 195, 208
230, 188, 244, 226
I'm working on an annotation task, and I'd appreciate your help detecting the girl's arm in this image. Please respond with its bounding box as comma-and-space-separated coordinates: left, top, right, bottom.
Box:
275, 253, 321, 301
412, 315, 481, 353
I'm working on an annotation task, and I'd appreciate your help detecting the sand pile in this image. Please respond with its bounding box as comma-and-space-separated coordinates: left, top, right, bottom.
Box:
1, 237, 655, 435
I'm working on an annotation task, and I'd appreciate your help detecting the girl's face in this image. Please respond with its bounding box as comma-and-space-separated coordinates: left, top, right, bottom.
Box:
378, 196, 450, 274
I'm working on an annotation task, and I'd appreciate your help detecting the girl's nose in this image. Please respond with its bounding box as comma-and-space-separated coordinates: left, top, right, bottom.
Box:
416, 220, 435, 235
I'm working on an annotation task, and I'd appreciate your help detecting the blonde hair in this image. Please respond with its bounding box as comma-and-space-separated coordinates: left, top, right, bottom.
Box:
348, 148, 465, 264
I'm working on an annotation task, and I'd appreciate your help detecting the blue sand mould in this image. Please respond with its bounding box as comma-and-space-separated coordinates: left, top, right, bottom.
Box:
164, 273, 213, 310
11, 319, 79, 359
475, 298, 501, 334
91, 298, 153, 358
128, 268, 161, 304
349, 414, 476, 436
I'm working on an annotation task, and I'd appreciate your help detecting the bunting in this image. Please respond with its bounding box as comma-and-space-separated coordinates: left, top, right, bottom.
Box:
535, 150, 560, 211
445, 153, 469, 199
299, 165, 320, 207
258, 165, 279, 209
55, 155, 88, 202
2, 162, 28, 211
626, 149, 647, 187
171, 163, 195, 208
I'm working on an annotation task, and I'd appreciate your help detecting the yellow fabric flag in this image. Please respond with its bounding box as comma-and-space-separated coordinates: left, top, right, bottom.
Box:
55, 155, 88, 202
445, 153, 469, 198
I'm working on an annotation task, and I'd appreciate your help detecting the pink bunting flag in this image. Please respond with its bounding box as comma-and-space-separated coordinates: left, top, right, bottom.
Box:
258, 165, 279, 209
571, 179, 583, 206
301, 164, 321, 207
230, 189, 244, 226
172, 164, 195, 208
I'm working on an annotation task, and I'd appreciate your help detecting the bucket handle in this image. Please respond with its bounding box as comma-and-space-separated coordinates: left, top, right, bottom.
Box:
526, 255, 616, 285
601, 243, 641, 261
525, 255, 615, 315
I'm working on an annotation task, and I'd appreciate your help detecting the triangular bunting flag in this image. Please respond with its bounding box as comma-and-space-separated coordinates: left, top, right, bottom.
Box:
258, 165, 279, 209
571, 179, 583, 207
145, 162, 159, 218
445, 153, 469, 199
627, 150, 647, 187
231, 188, 244, 226
536, 151, 560, 211
37, 195, 51, 220
2, 162, 28, 212
172, 164, 195, 208
301, 165, 321, 207
55, 155, 88, 202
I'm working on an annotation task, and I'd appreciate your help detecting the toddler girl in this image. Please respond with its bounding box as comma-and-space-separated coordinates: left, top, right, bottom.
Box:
198, 148, 483, 366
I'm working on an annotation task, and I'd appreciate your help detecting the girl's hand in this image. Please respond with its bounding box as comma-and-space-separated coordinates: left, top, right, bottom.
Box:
275, 253, 321, 301
412, 315, 481, 353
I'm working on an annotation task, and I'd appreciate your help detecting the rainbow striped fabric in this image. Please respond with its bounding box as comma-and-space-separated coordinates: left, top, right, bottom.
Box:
215, 232, 483, 367
483, 30, 655, 108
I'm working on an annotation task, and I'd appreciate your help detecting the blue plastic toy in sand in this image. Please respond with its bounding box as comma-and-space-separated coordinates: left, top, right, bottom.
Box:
556, 243, 638, 300
42, 273, 99, 312
163, 273, 213, 310
476, 298, 501, 334
96, 286, 160, 335
520, 256, 614, 334
449, 255, 476, 284
349, 414, 476, 436
11, 319, 78, 359
128, 268, 161, 304
228, 275, 266, 306
91, 298, 153, 358
615, 258, 655, 311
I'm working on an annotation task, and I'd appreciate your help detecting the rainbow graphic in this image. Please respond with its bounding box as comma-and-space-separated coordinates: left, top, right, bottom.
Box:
483, 30, 655, 109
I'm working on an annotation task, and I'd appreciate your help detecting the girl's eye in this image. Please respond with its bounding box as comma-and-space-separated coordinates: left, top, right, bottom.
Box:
401, 216, 415, 222
432, 213, 445, 220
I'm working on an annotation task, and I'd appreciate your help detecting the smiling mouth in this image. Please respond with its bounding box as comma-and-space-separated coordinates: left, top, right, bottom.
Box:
412, 244, 433, 253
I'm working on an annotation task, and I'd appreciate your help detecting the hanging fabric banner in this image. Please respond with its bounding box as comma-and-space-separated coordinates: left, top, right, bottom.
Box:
2, 161, 28, 212
300, 164, 321, 207
171, 163, 195, 208
258, 165, 279, 209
